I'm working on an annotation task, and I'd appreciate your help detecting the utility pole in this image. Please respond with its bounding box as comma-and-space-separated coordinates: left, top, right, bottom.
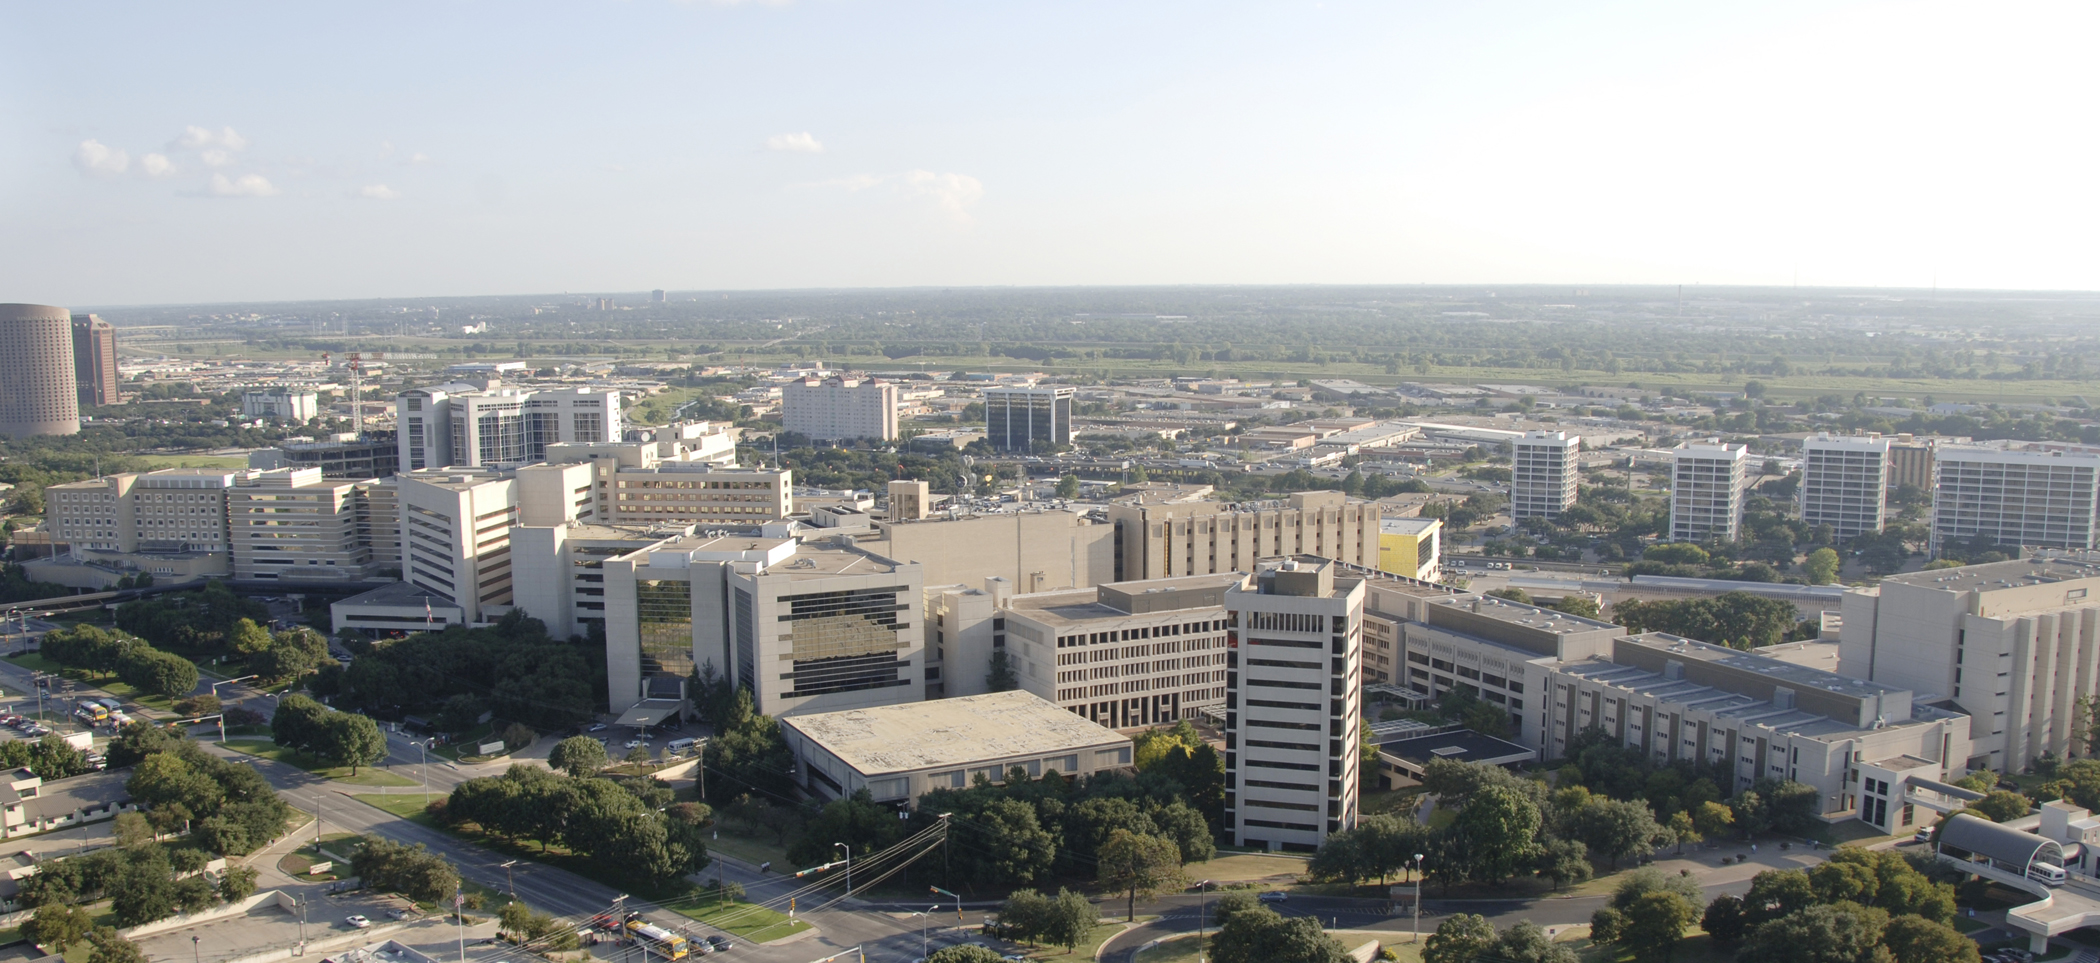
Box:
1196, 880, 1212, 939
501, 860, 518, 897
1412, 852, 1426, 944
835, 842, 851, 896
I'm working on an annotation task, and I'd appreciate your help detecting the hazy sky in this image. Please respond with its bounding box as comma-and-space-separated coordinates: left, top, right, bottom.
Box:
7, 1, 2098, 305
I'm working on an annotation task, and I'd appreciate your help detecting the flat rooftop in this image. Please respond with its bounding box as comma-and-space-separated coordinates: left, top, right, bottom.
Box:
1624, 632, 1907, 699
1011, 574, 1241, 626
1427, 593, 1620, 635
1376, 728, 1533, 767
334, 582, 461, 611
781, 690, 1129, 776
1880, 555, 2100, 593
761, 540, 908, 579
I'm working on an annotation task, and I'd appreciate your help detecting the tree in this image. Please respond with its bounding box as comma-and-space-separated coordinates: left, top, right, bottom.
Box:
1449, 784, 1541, 884
1493, 920, 1579, 963
219, 865, 259, 902
1701, 894, 1748, 942
549, 735, 609, 777
1692, 800, 1735, 840
1802, 548, 1840, 585
1667, 810, 1699, 854
86, 928, 146, 963
271, 695, 329, 752
928, 947, 1007, 963
1534, 837, 1592, 891
1737, 904, 1889, 963
1211, 906, 1348, 963
173, 694, 220, 718
315, 712, 386, 774
1880, 916, 1980, 963
1056, 474, 1080, 499
1574, 797, 1665, 868
499, 901, 534, 940
1550, 595, 1602, 618
1742, 869, 1818, 925
1097, 830, 1184, 921
1041, 888, 1096, 954
228, 618, 274, 657
1971, 789, 2031, 823
23, 903, 94, 954
1615, 890, 1698, 962
1423, 913, 1497, 963
986, 650, 1019, 692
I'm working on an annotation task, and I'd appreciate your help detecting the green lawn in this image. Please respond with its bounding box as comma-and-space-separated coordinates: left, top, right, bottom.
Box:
351, 793, 443, 825
705, 832, 792, 872
221, 739, 416, 786
1192, 852, 1309, 884
666, 896, 812, 943
0, 656, 176, 710
1009, 918, 1150, 961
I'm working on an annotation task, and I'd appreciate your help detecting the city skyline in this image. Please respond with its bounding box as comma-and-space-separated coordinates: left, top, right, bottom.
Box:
8, 1, 2100, 304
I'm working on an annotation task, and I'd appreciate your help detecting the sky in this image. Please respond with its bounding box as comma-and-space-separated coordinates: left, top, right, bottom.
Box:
6, 1, 2100, 305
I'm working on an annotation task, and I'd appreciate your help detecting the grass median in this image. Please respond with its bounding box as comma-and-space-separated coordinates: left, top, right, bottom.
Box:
348, 793, 812, 943
222, 739, 416, 786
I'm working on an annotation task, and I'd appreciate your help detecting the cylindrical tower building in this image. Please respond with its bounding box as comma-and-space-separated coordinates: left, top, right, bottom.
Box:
0, 303, 81, 437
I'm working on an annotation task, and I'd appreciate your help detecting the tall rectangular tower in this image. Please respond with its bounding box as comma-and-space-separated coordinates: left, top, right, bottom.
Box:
1800, 434, 1890, 538
1669, 439, 1747, 542
69, 314, 118, 409
984, 385, 1075, 453
1511, 430, 1579, 520
1224, 558, 1363, 852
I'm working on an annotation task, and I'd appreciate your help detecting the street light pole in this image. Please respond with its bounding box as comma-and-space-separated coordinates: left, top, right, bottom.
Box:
1412, 853, 1426, 944
502, 860, 518, 897
1197, 880, 1213, 940
835, 842, 851, 896
192, 934, 200, 963
420, 741, 431, 807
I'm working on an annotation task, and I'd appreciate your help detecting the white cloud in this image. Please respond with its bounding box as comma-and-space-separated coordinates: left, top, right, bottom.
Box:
408, 152, 430, 165
206, 172, 279, 198
765, 132, 824, 153
199, 149, 233, 168
810, 169, 985, 223
137, 153, 176, 178
72, 139, 129, 175
357, 184, 400, 200
901, 170, 984, 221
171, 125, 246, 152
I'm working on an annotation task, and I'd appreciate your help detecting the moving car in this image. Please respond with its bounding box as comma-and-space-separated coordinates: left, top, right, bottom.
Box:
345, 915, 371, 929
704, 936, 731, 951
1258, 891, 1289, 903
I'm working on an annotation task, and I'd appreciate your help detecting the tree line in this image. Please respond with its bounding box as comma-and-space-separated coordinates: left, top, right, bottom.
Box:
315, 610, 605, 730
40, 624, 199, 699
442, 763, 711, 890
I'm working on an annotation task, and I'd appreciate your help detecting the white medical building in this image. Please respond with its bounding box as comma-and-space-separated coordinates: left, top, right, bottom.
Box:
1931, 447, 2100, 553
782, 376, 898, 442
1800, 433, 1890, 538
1511, 430, 1580, 520
1669, 439, 1748, 542
395, 384, 624, 471
1224, 558, 1364, 853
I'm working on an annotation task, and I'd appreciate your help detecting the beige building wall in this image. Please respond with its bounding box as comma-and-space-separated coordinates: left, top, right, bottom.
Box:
1108, 491, 1381, 581
876, 510, 1113, 592
229, 468, 370, 582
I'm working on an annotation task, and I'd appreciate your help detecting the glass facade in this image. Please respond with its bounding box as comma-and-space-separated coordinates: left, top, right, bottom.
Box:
635, 579, 695, 679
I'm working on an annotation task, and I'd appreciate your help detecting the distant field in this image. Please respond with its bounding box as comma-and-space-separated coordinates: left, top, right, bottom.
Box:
130, 454, 250, 470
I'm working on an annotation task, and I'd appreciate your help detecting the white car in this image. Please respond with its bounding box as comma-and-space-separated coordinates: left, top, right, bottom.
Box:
345, 915, 371, 929
625, 739, 646, 749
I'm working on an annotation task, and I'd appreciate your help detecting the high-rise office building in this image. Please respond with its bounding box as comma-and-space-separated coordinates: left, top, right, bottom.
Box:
1510, 430, 1579, 520
396, 462, 597, 623
1800, 433, 1891, 538
69, 314, 118, 410
782, 376, 898, 442
1931, 447, 2100, 553
0, 303, 79, 437
1224, 558, 1363, 852
984, 385, 1074, 453
1669, 439, 1748, 542
242, 388, 320, 423
394, 384, 624, 471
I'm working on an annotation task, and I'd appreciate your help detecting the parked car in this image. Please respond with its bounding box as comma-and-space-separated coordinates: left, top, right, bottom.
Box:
587, 723, 608, 732
386, 908, 412, 920
345, 915, 371, 929
1913, 828, 1933, 844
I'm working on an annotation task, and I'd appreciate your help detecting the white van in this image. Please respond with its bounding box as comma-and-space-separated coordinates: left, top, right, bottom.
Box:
2028, 863, 2067, 886
665, 738, 698, 756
